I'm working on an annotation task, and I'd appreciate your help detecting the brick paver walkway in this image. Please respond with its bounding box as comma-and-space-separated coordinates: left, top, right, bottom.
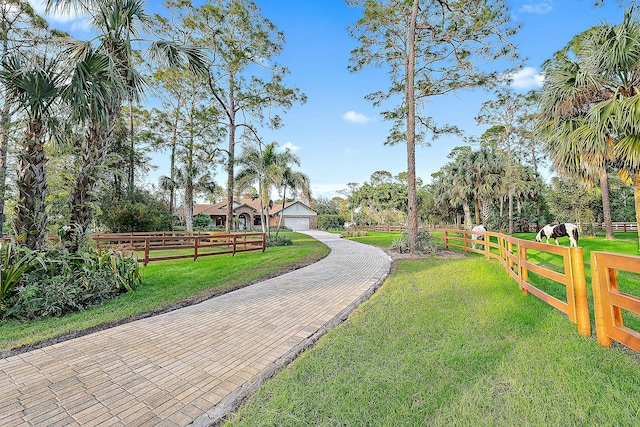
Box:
0, 230, 391, 426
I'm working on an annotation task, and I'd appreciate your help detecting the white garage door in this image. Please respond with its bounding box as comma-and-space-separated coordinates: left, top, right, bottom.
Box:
285, 217, 310, 231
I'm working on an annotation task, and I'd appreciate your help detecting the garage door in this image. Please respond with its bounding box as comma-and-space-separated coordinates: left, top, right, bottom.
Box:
285, 217, 310, 231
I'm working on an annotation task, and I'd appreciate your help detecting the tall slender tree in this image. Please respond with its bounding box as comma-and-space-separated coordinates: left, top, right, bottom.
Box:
169, 0, 305, 232
348, 0, 519, 252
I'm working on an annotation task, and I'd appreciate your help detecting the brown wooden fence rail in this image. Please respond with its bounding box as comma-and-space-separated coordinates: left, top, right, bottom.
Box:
597, 222, 638, 232
591, 252, 640, 353
350, 225, 407, 233
92, 231, 266, 265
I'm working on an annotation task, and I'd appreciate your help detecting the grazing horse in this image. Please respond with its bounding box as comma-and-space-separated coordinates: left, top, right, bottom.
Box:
471, 224, 487, 250
535, 223, 579, 247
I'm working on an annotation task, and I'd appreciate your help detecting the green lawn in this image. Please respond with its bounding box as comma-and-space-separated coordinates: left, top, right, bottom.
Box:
0, 232, 329, 354
224, 254, 640, 426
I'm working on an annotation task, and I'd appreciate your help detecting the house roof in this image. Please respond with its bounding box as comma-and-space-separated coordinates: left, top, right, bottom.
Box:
194, 199, 316, 216
270, 200, 316, 215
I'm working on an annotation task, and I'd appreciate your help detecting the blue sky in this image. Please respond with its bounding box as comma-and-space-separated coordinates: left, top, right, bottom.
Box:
31, 0, 628, 199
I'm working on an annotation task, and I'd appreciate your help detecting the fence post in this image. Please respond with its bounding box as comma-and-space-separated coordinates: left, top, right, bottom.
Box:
262, 233, 266, 252
194, 236, 199, 261
144, 238, 150, 266
590, 252, 613, 346
519, 245, 529, 292
571, 247, 591, 337
464, 230, 469, 254
232, 234, 237, 256
484, 233, 490, 259
444, 230, 449, 250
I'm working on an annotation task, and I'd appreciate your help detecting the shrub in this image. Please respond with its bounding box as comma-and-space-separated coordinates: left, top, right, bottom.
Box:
96, 189, 173, 232
0, 243, 38, 314
317, 215, 345, 230
1, 248, 141, 320
266, 235, 293, 247
340, 230, 369, 237
193, 214, 212, 229
391, 228, 439, 255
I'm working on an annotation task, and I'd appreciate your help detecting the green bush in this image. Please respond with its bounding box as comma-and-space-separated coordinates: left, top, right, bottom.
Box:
0, 243, 37, 313
340, 230, 369, 237
1, 248, 141, 320
317, 214, 345, 230
193, 214, 212, 229
97, 189, 173, 232
391, 228, 439, 254
266, 235, 293, 247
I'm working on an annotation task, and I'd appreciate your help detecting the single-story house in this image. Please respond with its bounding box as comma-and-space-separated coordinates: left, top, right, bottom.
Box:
193, 198, 317, 231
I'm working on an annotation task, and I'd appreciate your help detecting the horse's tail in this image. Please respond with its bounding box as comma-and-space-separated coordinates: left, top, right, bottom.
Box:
572, 227, 579, 245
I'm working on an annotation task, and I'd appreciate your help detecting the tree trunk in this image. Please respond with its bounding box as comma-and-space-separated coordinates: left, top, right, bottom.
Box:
128, 102, 135, 197
225, 83, 236, 233
633, 171, 640, 253
474, 196, 480, 226
508, 191, 514, 235
67, 122, 112, 252
185, 183, 194, 231
275, 186, 287, 238
599, 168, 614, 239
0, 35, 11, 238
0, 104, 9, 239
463, 201, 472, 229
405, 0, 419, 253
14, 122, 48, 251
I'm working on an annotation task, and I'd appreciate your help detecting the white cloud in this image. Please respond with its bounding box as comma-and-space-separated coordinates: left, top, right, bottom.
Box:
510, 67, 544, 90
28, 0, 93, 33
519, 1, 553, 15
311, 183, 347, 199
280, 141, 301, 153
342, 111, 372, 124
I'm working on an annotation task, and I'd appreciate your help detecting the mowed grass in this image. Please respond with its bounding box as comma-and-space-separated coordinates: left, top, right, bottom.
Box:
0, 232, 329, 354
225, 256, 640, 426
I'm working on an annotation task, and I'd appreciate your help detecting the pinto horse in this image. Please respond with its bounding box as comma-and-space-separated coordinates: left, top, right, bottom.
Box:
535, 223, 579, 247
471, 224, 487, 250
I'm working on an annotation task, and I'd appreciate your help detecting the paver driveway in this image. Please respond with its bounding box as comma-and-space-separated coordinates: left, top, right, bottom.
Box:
0, 230, 391, 426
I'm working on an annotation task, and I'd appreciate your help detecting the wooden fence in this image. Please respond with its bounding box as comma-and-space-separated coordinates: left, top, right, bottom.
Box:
350, 225, 407, 233
591, 252, 640, 353
431, 228, 591, 337
597, 222, 638, 232
431, 228, 640, 354
93, 231, 266, 265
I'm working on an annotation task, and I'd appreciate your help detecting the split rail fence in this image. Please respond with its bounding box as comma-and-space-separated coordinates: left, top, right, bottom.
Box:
359, 226, 640, 355
432, 228, 640, 354
93, 231, 266, 265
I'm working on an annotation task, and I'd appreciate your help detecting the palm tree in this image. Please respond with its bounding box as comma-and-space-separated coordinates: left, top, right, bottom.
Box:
464, 147, 505, 227
46, 0, 205, 250
580, 9, 640, 250
275, 166, 310, 238
235, 142, 283, 234
538, 21, 627, 240
0, 53, 63, 250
